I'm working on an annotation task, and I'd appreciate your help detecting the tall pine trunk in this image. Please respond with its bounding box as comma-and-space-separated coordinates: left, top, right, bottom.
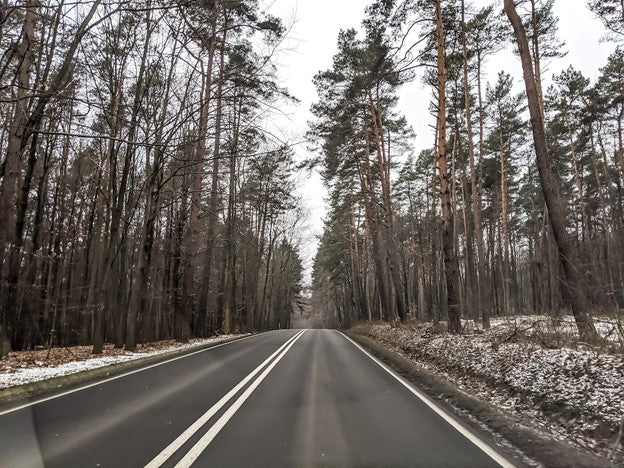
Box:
435, 0, 462, 333
504, 0, 597, 341
461, 0, 488, 328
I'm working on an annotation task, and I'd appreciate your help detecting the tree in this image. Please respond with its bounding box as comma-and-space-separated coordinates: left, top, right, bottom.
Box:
0, 0, 102, 355
0, 0, 302, 357
433, 0, 462, 333
462, 4, 507, 328
504, 0, 598, 341
589, 0, 624, 41
309, 21, 411, 324
484, 72, 526, 316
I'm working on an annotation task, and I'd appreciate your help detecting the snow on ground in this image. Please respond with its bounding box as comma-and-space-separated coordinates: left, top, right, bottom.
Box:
351, 315, 624, 462
0, 335, 246, 390
484, 314, 623, 343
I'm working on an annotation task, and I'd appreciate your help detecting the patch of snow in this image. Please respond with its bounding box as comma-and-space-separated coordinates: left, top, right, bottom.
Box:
0, 335, 245, 390
481, 314, 624, 343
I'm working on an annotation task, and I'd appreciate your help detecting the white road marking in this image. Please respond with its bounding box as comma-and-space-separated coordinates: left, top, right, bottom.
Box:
0, 333, 263, 417
173, 329, 307, 468
338, 331, 516, 468
145, 330, 306, 468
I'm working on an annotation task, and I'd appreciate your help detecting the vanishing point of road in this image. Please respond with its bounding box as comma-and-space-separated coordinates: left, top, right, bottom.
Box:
0, 329, 518, 467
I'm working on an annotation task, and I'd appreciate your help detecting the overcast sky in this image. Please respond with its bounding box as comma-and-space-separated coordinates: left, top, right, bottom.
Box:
262, 0, 616, 281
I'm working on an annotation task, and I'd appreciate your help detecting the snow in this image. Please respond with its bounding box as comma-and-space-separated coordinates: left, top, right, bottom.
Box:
351, 315, 624, 462
483, 314, 624, 343
0, 335, 246, 390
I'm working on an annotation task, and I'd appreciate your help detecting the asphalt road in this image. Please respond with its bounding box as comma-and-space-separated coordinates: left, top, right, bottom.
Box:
0, 329, 515, 467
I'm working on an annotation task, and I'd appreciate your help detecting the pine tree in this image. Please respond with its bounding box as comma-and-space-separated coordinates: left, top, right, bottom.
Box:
504, 0, 599, 341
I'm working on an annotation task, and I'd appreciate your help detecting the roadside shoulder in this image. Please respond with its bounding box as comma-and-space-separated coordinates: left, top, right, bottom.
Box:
345, 330, 613, 468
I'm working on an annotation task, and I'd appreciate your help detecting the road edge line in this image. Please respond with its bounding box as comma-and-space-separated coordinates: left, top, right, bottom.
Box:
337, 330, 516, 468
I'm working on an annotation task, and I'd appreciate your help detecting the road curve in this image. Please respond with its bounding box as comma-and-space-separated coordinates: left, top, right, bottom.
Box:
0, 329, 515, 467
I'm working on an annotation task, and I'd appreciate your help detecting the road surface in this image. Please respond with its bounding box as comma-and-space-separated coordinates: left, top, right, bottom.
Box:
0, 329, 516, 467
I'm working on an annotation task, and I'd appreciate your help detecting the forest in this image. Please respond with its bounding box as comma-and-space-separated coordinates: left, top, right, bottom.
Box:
0, 0, 304, 355
310, 0, 624, 342
1, 0, 624, 357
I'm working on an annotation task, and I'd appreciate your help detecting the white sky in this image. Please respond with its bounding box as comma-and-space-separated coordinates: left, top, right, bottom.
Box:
262, 0, 616, 281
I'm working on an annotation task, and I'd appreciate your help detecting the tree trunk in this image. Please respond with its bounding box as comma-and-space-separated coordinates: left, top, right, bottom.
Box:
461, 0, 488, 328
195, 5, 221, 336
0, 0, 38, 355
504, 0, 597, 341
223, 89, 242, 334
435, 0, 462, 333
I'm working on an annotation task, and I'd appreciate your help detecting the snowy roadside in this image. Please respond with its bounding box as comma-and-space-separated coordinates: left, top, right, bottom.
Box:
0, 335, 248, 390
486, 314, 624, 344
350, 316, 623, 463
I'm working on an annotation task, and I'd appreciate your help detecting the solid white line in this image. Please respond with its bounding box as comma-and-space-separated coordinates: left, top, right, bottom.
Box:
173, 329, 307, 468
145, 330, 306, 468
337, 331, 516, 468
0, 333, 264, 417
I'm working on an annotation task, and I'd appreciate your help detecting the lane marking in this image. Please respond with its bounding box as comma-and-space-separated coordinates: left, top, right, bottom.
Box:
0, 333, 267, 417
338, 331, 516, 468
145, 329, 306, 468
173, 329, 307, 468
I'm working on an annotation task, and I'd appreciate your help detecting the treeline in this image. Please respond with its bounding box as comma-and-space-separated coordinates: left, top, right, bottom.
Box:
310, 0, 624, 340
0, 0, 304, 356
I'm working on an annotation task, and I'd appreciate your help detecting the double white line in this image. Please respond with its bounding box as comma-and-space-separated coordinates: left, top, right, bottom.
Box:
145, 329, 306, 468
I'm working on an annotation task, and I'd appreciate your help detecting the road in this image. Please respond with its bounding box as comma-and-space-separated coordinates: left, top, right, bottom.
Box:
0, 329, 515, 467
